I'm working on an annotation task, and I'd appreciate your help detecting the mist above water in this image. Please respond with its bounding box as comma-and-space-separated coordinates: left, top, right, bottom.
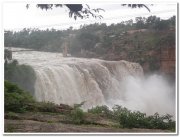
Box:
11, 48, 175, 116
107, 74, 175, 116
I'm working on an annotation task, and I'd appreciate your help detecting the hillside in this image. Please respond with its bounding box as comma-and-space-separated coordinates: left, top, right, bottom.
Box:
95, 29, 175, 78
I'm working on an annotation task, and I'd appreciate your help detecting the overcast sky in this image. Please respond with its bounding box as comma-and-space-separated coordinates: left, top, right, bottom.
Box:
3, 3, 177, 31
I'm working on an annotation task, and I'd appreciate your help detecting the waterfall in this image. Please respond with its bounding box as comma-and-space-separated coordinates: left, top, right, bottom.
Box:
12, 48, 175, 116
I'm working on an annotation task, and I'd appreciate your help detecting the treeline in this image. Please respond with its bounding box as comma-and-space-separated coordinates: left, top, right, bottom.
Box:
4, 15, 175, 53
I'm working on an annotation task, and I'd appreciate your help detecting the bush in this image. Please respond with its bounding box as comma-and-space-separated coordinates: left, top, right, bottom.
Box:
88, 105, 113, 118
35, 102, 59, 113
4, 81, 35, 113
112, 105, 175, 130
70, 107, 85, 124
145, 113, 175, 130
113, 105, 134, 128
88, 105, 175, 130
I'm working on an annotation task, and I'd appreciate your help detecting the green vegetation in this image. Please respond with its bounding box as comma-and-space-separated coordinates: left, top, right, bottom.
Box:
88, 105, 113, 118
88, 105, 175, 130
4, 16, 175, 54
34, 102, 59, 113
69, 107, 85, 124
112, 105, 175, 130
4, 81, 35, 113
4, 60, 36, 95
5, 80, 66, 114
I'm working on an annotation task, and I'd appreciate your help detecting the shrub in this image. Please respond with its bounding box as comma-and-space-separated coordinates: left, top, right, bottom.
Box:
35, 102, 59, 113
145, 113, 175, 130
113, 105, 133, 128
4, 81, 35, 113
70, 107, 85, 124
88, 105, 108, 114
88, 105, 113, 118
112, 105, 175, 130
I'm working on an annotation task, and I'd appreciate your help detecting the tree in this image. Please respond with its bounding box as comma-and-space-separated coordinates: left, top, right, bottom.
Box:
154, 19, 169, 30
77, 32, 99, 50
121, 4, 151, 12
146, 16, 160, 29
27, 4, 105, 20
27, 4, 150, 20
135, 17, 146, 29
169, 16, 175, 27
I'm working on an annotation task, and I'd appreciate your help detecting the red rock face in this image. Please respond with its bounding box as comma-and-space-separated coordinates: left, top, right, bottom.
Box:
142, 63, 150, 73
160, 47, 175, 77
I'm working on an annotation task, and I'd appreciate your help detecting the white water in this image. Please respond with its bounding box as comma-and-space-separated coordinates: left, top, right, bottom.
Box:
12, 48, 175, 116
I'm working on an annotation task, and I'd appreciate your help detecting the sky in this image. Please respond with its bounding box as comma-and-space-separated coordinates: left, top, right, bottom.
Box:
3, 3, 177, 31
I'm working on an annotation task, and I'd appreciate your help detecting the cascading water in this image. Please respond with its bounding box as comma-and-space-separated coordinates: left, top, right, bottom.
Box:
12, 48, 175, 116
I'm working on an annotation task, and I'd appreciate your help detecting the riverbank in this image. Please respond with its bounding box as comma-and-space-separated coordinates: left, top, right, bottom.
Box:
4, 111, 172, 133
